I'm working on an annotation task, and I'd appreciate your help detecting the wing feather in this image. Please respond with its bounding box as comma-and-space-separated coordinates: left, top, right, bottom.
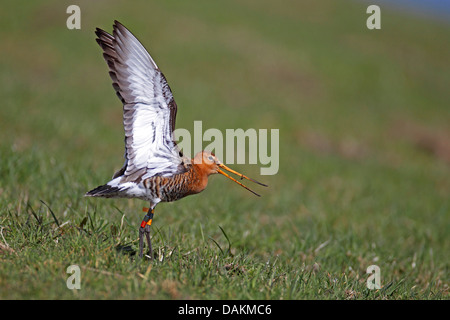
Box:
95, 21, 186, 180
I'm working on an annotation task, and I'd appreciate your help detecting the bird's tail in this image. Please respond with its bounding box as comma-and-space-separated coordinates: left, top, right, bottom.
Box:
85, 183, 121, 198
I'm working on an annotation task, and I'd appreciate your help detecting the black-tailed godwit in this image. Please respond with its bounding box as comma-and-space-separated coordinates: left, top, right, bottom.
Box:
86, 21, 267, 259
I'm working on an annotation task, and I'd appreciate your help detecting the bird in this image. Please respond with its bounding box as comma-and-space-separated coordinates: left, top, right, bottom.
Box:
85, 21, 267, 259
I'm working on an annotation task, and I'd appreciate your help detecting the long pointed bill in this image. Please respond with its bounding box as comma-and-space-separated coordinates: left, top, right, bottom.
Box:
217, 164, 268, 197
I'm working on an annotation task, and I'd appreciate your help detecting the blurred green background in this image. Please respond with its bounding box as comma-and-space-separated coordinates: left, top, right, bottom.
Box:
0, 0, 448, 299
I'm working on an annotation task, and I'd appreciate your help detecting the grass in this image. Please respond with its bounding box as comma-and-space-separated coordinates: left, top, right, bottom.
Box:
0, 0, 449, 299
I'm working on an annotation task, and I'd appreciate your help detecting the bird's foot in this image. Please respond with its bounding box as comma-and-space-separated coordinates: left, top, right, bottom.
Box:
138, 225, 153, 259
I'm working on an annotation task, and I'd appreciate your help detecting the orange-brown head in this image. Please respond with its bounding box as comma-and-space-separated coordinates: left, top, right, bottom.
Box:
192, 151, 268, 196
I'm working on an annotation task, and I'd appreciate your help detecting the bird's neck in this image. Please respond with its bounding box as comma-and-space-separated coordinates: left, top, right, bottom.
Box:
189, 162, 211, 194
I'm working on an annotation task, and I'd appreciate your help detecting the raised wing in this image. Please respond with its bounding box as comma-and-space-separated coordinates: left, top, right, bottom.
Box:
95, 21, 186, 181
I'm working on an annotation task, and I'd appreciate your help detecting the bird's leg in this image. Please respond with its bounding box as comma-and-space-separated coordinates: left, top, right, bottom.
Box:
138, 207, 154, 259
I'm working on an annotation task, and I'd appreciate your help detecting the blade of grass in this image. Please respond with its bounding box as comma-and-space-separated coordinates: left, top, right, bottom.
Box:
40, 200, 60, 228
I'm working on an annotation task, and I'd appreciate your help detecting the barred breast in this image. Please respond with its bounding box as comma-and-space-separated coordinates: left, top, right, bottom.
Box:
143, 166, 208, 203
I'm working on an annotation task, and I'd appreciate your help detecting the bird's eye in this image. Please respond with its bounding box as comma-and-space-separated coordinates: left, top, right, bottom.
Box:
208, 156, 214, 161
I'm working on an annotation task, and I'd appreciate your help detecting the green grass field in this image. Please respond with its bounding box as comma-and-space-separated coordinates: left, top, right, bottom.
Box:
0, 0, 448, 299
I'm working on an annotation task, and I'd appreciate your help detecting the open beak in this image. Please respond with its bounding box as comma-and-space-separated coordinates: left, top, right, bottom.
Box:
217, 163, 268, 197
